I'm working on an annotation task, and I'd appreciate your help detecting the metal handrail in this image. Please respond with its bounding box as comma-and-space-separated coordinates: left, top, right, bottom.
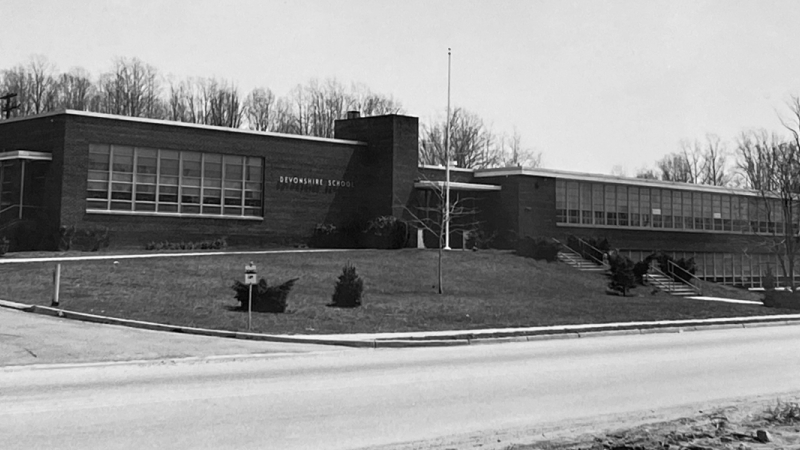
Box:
666, 259, 702, 295
570, 236, 608, 267
552, 237, 607, 267
647, 262, 699, 295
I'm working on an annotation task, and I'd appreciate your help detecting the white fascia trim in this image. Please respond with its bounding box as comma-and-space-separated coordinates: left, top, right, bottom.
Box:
86, 210, 264, 221
475, 167, 763, 198
0, 150, 53, 161
414, 180, 502, 191
1, 110, 367, 147
418, 164, 476, 173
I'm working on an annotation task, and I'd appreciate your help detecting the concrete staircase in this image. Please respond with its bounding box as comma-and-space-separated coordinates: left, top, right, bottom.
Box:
557, 251, 608, 273
644, 272, 699, 296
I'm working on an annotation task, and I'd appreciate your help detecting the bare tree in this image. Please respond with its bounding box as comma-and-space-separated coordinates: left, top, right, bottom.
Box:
404, 177, 481, 294
499, 128, 542, 168
610, 165, 628, 177
736, 129, 781, 191
420, 107, 500, 168
701, 134, 730, 186
27, 56, 58, 114
0, 65, 30, 118
244, 87, 277, 131
635, 167, 659, 179
95, 57, 163, 118
56, 68, 93, 110
202, 78, 242, 128
348, 82, 403, 116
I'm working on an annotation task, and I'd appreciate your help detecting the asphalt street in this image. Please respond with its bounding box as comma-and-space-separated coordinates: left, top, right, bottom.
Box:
2, 324, 800, 450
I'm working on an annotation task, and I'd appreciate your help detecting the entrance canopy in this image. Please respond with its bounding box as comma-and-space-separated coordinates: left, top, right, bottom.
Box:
0, 150, 53, 161
414, 180, 501, 191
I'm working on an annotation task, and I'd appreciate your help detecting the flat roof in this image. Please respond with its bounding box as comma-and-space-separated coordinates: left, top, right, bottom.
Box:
475, 167, 763, 197
0, 110, 368, 147
0, 150, 52, 161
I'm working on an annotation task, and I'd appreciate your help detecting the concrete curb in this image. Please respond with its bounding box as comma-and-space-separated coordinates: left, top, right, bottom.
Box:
3, 299, 800, 348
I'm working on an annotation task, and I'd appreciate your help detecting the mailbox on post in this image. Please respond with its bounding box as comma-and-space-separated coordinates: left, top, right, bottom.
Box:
244, 262, 257, 331
245, 262, 257, 285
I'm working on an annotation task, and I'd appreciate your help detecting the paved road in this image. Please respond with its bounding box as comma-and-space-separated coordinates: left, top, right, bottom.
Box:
0, 308, 339, 366
2, 325, 800, 450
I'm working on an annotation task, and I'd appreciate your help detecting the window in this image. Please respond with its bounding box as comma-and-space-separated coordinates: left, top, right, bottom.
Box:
86, 145, 263, 218
592, 183, 604, 225
566, 181, 579, 224
605, 185, 616, 226
580, 183, 592, 224
556, 179, 566, 223
617, 185, 628, 226
651, 189, 662, 228
640, 188, 650, 227
629, 187, 640, 227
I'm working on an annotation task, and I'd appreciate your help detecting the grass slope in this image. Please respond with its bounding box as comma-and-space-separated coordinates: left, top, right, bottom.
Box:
0, 249, 781, 335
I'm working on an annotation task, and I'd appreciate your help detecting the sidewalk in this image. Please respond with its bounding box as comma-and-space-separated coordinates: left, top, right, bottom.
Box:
0, 307, 341, 367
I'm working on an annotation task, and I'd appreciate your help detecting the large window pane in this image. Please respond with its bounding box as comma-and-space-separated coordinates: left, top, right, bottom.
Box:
87, 146, 262, 218
112, 146, 134, 173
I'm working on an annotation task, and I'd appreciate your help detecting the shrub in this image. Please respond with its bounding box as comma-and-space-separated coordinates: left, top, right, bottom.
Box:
608, 253, 636, 296
309, 222, 350, 248
59, 226, 110, 252
231, 277, 298, 313
466, 229, 496, 250
516, 236, 560, 262
633, 259, 651, 284
144, 237, 227, 251
763, 267, 776, 290
330, 263, 364, 308
761, 290, 800, 309
0, 236, 8, 256
364, 216, 409, 249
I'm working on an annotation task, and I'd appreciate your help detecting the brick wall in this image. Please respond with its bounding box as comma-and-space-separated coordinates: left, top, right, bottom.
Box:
0, 112, 420, 248
334, 114, 419, 221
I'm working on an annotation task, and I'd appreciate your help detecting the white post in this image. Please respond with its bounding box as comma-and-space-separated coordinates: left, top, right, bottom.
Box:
444, 48, 452, 250
18, 159, 25, 220
247, 284, 253, 331
52, 263, 61, 307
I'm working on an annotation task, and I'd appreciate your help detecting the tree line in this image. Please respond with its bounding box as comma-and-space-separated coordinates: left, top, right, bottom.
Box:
1, 55, 542, 169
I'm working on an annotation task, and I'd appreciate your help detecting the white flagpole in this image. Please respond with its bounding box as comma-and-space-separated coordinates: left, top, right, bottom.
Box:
444, 48, 452, 250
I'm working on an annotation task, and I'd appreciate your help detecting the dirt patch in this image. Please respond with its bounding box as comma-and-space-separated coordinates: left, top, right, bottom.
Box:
510, 397, 800, 450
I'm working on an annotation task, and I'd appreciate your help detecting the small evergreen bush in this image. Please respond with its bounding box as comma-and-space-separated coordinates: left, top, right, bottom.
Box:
608, 253, 636, 296
516, 236, 560, 262
330, 263, 364, 308
633, 259, 651, 284
231, 277, 298, 313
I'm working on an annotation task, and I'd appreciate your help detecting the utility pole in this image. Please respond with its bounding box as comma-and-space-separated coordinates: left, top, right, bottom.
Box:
1, 93, 19, 119
444, 48, 452, 250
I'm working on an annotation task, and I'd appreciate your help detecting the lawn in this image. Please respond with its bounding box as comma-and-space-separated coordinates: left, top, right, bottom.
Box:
0, 249, 783, 335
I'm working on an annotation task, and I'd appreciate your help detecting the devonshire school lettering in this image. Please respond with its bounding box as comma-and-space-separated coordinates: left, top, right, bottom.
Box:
278, 176, 355, 193
279, 176, 354, 188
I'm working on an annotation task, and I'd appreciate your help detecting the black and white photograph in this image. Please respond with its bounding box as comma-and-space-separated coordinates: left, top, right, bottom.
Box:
1, 1, 800, 449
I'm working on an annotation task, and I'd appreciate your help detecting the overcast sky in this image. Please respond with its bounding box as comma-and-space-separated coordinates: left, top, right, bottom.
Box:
3, 0, 800, 174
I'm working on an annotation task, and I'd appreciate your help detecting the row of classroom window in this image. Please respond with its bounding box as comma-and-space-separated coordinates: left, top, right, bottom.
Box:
86, 144, 263, 217
555, 180, 796, 234
621, 250, 798, 288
